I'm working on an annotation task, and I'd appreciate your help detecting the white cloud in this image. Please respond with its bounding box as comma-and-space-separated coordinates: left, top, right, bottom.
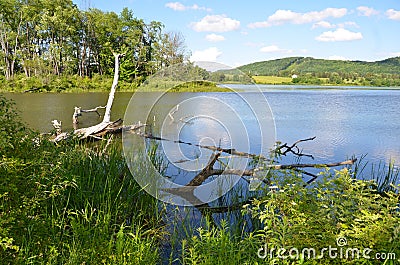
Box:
312, 21, 335, 29
191, 15, 240, 32
205, 34, 225, 42
328, 55, 348, 61
357, 6, 379, 17
248, 8, 347, 28
165, 2, 212, 12
316, 28, 363, 42
260, 45, 293, 54
313, 21, 359, 29
190, 47, 222, 62
191, 4, 212, 12
386, 9, 400, 20
338, 21, 359, 28
165, 2, 186, 11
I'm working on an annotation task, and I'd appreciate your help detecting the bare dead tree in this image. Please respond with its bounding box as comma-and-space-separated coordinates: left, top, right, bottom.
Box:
51, 53, 145, 142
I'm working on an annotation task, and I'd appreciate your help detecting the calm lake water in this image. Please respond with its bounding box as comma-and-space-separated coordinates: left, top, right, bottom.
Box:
5, 86, 400, 175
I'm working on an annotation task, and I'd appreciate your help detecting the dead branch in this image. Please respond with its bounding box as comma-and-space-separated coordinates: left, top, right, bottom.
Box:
51, 120, 62, 135
73, 106, 106, 124
274, 136, 316, 159
162, 150, 357, 207
186, 152, 222, 186
23, 87, 41, 93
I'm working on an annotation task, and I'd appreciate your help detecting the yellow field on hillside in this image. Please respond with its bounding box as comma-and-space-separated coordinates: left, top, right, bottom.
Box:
252, 75, 292, 84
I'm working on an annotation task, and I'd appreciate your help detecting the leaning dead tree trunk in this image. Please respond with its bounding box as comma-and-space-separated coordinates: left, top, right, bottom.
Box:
52, 52, 143, 142
103, 53, 122, 124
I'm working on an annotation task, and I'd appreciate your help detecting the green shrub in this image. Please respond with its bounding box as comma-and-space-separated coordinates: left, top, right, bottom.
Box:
247, 168, 400, 264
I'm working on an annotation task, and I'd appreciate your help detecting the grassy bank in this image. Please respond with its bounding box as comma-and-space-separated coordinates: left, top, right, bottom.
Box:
253, 75, 292, 84
0, 75, 230, 93
253, 75, 400, 87
0, 74, 138, 93
1, 95, 399, 264
0, 96, 162, 263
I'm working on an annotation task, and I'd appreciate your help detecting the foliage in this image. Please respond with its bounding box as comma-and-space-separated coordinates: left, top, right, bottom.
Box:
169, 81, 230, 92
180, 221, 260, 265
0, 73, 136, 92
0, 96, 161, 263
239, 57, 400, 87
179, 169, 400, 264
0, 0, 189, 89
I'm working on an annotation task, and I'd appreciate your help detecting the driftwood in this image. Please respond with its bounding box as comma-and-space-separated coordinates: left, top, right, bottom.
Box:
23, 87, 41, 93
160, 137, 357, 210
72, 106, 106, 124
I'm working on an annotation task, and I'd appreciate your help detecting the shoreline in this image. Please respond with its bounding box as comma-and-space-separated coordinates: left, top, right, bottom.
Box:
2, 83, 400, 93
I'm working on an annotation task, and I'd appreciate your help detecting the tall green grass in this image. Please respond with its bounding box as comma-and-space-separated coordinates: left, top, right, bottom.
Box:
1, 140, 162, 264
0, 96, 162, 264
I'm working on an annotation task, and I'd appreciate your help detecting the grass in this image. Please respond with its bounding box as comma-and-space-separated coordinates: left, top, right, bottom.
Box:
252, 75, 292, 84
0, 138, 163, 264
169, 81, 231, 92
0, 96, 163, 264
139, 80, 231, 92
0, 74, 138, 93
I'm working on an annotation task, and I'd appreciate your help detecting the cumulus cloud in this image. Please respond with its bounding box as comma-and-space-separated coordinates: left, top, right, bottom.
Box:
248, 8, 347, 28
312, 21, 335, 29
260, 45, 293, 54
315, 28, 363, 42
338, 21, 359, 28
205, 34, 225, 42
165, 2, 212, 12
386, 9, 400, 20
190, 47, 222, 62
191, 15, 240, 32
357, 6, 379, 17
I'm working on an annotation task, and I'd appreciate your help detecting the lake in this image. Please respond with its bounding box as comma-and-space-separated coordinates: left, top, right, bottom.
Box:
5, 86, 400, 179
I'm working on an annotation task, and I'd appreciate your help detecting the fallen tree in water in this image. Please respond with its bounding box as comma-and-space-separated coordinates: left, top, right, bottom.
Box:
159, 137, 357, 209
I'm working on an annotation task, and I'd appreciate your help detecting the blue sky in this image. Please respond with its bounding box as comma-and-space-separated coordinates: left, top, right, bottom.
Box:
74, 0, 400, 67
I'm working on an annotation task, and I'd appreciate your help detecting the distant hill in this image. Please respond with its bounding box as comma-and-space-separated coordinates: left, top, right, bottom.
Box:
237, 57, 400, 77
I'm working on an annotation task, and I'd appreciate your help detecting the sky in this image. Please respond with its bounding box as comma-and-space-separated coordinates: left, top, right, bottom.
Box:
73, 0, 400, 67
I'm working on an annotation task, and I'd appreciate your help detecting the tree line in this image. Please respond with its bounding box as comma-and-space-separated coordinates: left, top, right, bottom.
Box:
0, 0, 188, 83
239, 56, 400, 87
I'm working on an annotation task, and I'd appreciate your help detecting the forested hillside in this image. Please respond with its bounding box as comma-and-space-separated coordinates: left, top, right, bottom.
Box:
238, 57, 400, 76
0, 0, 188, 91
238, 57, 400, 86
